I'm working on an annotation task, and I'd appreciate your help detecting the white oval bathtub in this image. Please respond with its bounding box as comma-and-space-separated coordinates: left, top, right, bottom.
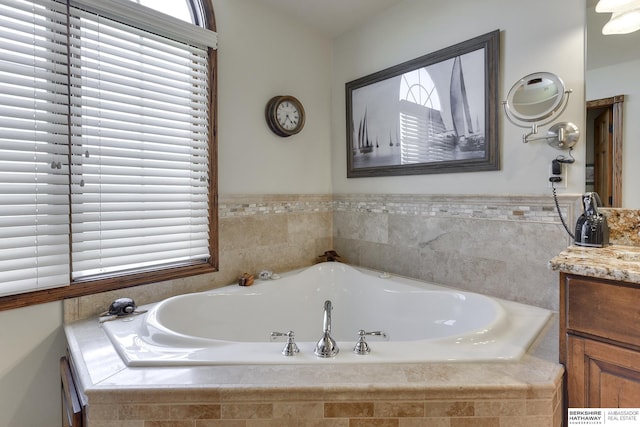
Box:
102, 263, 552, 366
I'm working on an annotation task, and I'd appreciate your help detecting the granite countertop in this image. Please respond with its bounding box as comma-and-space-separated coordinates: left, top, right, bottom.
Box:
549, 244, 640, 284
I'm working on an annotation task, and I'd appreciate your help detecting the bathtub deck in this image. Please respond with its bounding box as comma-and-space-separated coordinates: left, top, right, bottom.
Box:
65, 314, 563, 426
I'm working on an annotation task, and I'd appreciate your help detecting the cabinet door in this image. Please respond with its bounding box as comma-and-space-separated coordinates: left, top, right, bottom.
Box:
568, 336, 640, 408
60, 357, 83, 427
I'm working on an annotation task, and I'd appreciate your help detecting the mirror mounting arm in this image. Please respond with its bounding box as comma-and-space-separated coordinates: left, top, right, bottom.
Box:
522, 124, 539, 143
522, 122, 580, 150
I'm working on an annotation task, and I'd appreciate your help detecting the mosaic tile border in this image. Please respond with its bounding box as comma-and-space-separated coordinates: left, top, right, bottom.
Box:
218, 193, 581, 223
219, 194, 333, 218
332, 194, 581, 223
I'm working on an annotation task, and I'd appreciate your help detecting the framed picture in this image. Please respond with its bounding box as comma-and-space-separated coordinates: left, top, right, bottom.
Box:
585, 164, 595, 185
346, 30, 500, 178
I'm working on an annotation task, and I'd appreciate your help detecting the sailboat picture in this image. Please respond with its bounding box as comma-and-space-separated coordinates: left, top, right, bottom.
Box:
449, 56, 485, 152
346, 30, 499, 178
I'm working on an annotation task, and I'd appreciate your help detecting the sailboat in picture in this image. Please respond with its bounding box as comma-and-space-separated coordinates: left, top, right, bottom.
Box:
357, 109, 374, 154
449, 56, 484, 152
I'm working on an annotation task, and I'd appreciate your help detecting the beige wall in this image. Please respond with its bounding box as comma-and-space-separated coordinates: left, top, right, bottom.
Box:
0, 0, 588, 425
331, 0, 586, 195
213, 0, 333, 195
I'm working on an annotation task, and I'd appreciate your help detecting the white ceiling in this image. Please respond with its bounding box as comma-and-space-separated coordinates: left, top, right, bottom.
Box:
259, 0, 637, 68
258, 0, 405, 37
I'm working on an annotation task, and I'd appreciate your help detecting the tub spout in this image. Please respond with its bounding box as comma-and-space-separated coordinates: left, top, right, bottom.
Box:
314, 300, 339, 357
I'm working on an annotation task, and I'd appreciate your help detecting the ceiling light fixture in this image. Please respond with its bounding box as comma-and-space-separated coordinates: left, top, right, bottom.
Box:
596, 0, 640, 34
595, 0, 640, 13
602, 8, 640, 33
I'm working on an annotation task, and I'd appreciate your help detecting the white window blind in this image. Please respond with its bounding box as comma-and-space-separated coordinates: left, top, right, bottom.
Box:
0, 0, 71, 296
0, 0, 215, 296
68, 5, 211, 280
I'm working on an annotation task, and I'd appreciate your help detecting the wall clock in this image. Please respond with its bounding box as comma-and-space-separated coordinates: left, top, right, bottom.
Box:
265, 95, 305, 137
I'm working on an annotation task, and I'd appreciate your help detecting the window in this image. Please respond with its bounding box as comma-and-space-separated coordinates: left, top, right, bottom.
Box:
398, 68, 450, 164
0, 0, 217, 307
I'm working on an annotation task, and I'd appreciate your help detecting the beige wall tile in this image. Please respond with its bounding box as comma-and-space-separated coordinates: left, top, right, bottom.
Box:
498, 415, 554, 427
424, 401, 475, 417
88, 422, 144, 427
196, 421, 245, 427
324, 402, 374, 418
297, 420, 349, 427
349, 419, 399, 427
400, 419, 450, 427
450, 417, 500, 427
526, 399, 555, 415
245, 419, 297, 427
273, 402, 324, 419
374, 402, 424, 418
221, 403, 273, 420
333, 194, 575, 311
474, 400, 525, 417
144, 422, 194, 427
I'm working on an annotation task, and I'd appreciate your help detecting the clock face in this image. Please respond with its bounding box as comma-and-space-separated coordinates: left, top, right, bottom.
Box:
276, 100, 300, 131
265, 95, 305, 137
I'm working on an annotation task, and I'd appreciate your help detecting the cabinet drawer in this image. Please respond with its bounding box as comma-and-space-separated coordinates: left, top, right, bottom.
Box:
566, 276, 640, 347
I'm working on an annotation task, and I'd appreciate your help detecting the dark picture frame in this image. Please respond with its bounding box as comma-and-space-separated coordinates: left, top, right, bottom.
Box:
346, 30, 500, 178
585, 164, 595, 186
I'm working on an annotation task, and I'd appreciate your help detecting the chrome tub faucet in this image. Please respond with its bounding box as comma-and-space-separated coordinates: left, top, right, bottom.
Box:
314, 300, 338, 357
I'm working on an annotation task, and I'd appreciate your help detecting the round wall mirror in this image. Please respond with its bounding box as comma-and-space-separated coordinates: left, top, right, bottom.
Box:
504, 72, 569, 124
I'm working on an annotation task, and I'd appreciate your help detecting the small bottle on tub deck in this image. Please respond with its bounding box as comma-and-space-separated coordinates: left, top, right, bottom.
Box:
238, 273, 254, 286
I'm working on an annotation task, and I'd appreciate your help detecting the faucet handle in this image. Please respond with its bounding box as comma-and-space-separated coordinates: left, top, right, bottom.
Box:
270, 331, 300, 356
353, 329, 387, 355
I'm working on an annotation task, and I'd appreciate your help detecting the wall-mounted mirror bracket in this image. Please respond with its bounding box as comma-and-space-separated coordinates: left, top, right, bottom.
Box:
521, 123, 538, 144
524, 122, 580, 149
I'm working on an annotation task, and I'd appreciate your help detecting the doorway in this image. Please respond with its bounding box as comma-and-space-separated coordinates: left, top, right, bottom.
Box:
586, 95, 624, 207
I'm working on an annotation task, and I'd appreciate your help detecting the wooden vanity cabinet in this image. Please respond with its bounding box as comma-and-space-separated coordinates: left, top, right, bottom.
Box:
60, 355, 85, 427
560, 273, 640, 408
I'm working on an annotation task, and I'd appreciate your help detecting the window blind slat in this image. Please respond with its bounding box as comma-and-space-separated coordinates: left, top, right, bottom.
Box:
2, 0, 68, 15
69, 115, 208, 139
73, 144, 210, 166
68, 73, 208, 104
0, 225, 69, 240
72, 225, 208, 241
69, 87, 208, 117
73, 230, 210, 251
70, 100, 209, 124
73, 247, 210, 272
70, 194, 209, 205
71, 218, 209, 233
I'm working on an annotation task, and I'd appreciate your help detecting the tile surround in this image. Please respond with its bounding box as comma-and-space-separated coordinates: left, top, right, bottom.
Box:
65, 193, 581, 319
65, 194, 334, 322
64, 193, 581, 427
65, 312, 563, 427
332, 193, 579, 311
64, 194, 640, 426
